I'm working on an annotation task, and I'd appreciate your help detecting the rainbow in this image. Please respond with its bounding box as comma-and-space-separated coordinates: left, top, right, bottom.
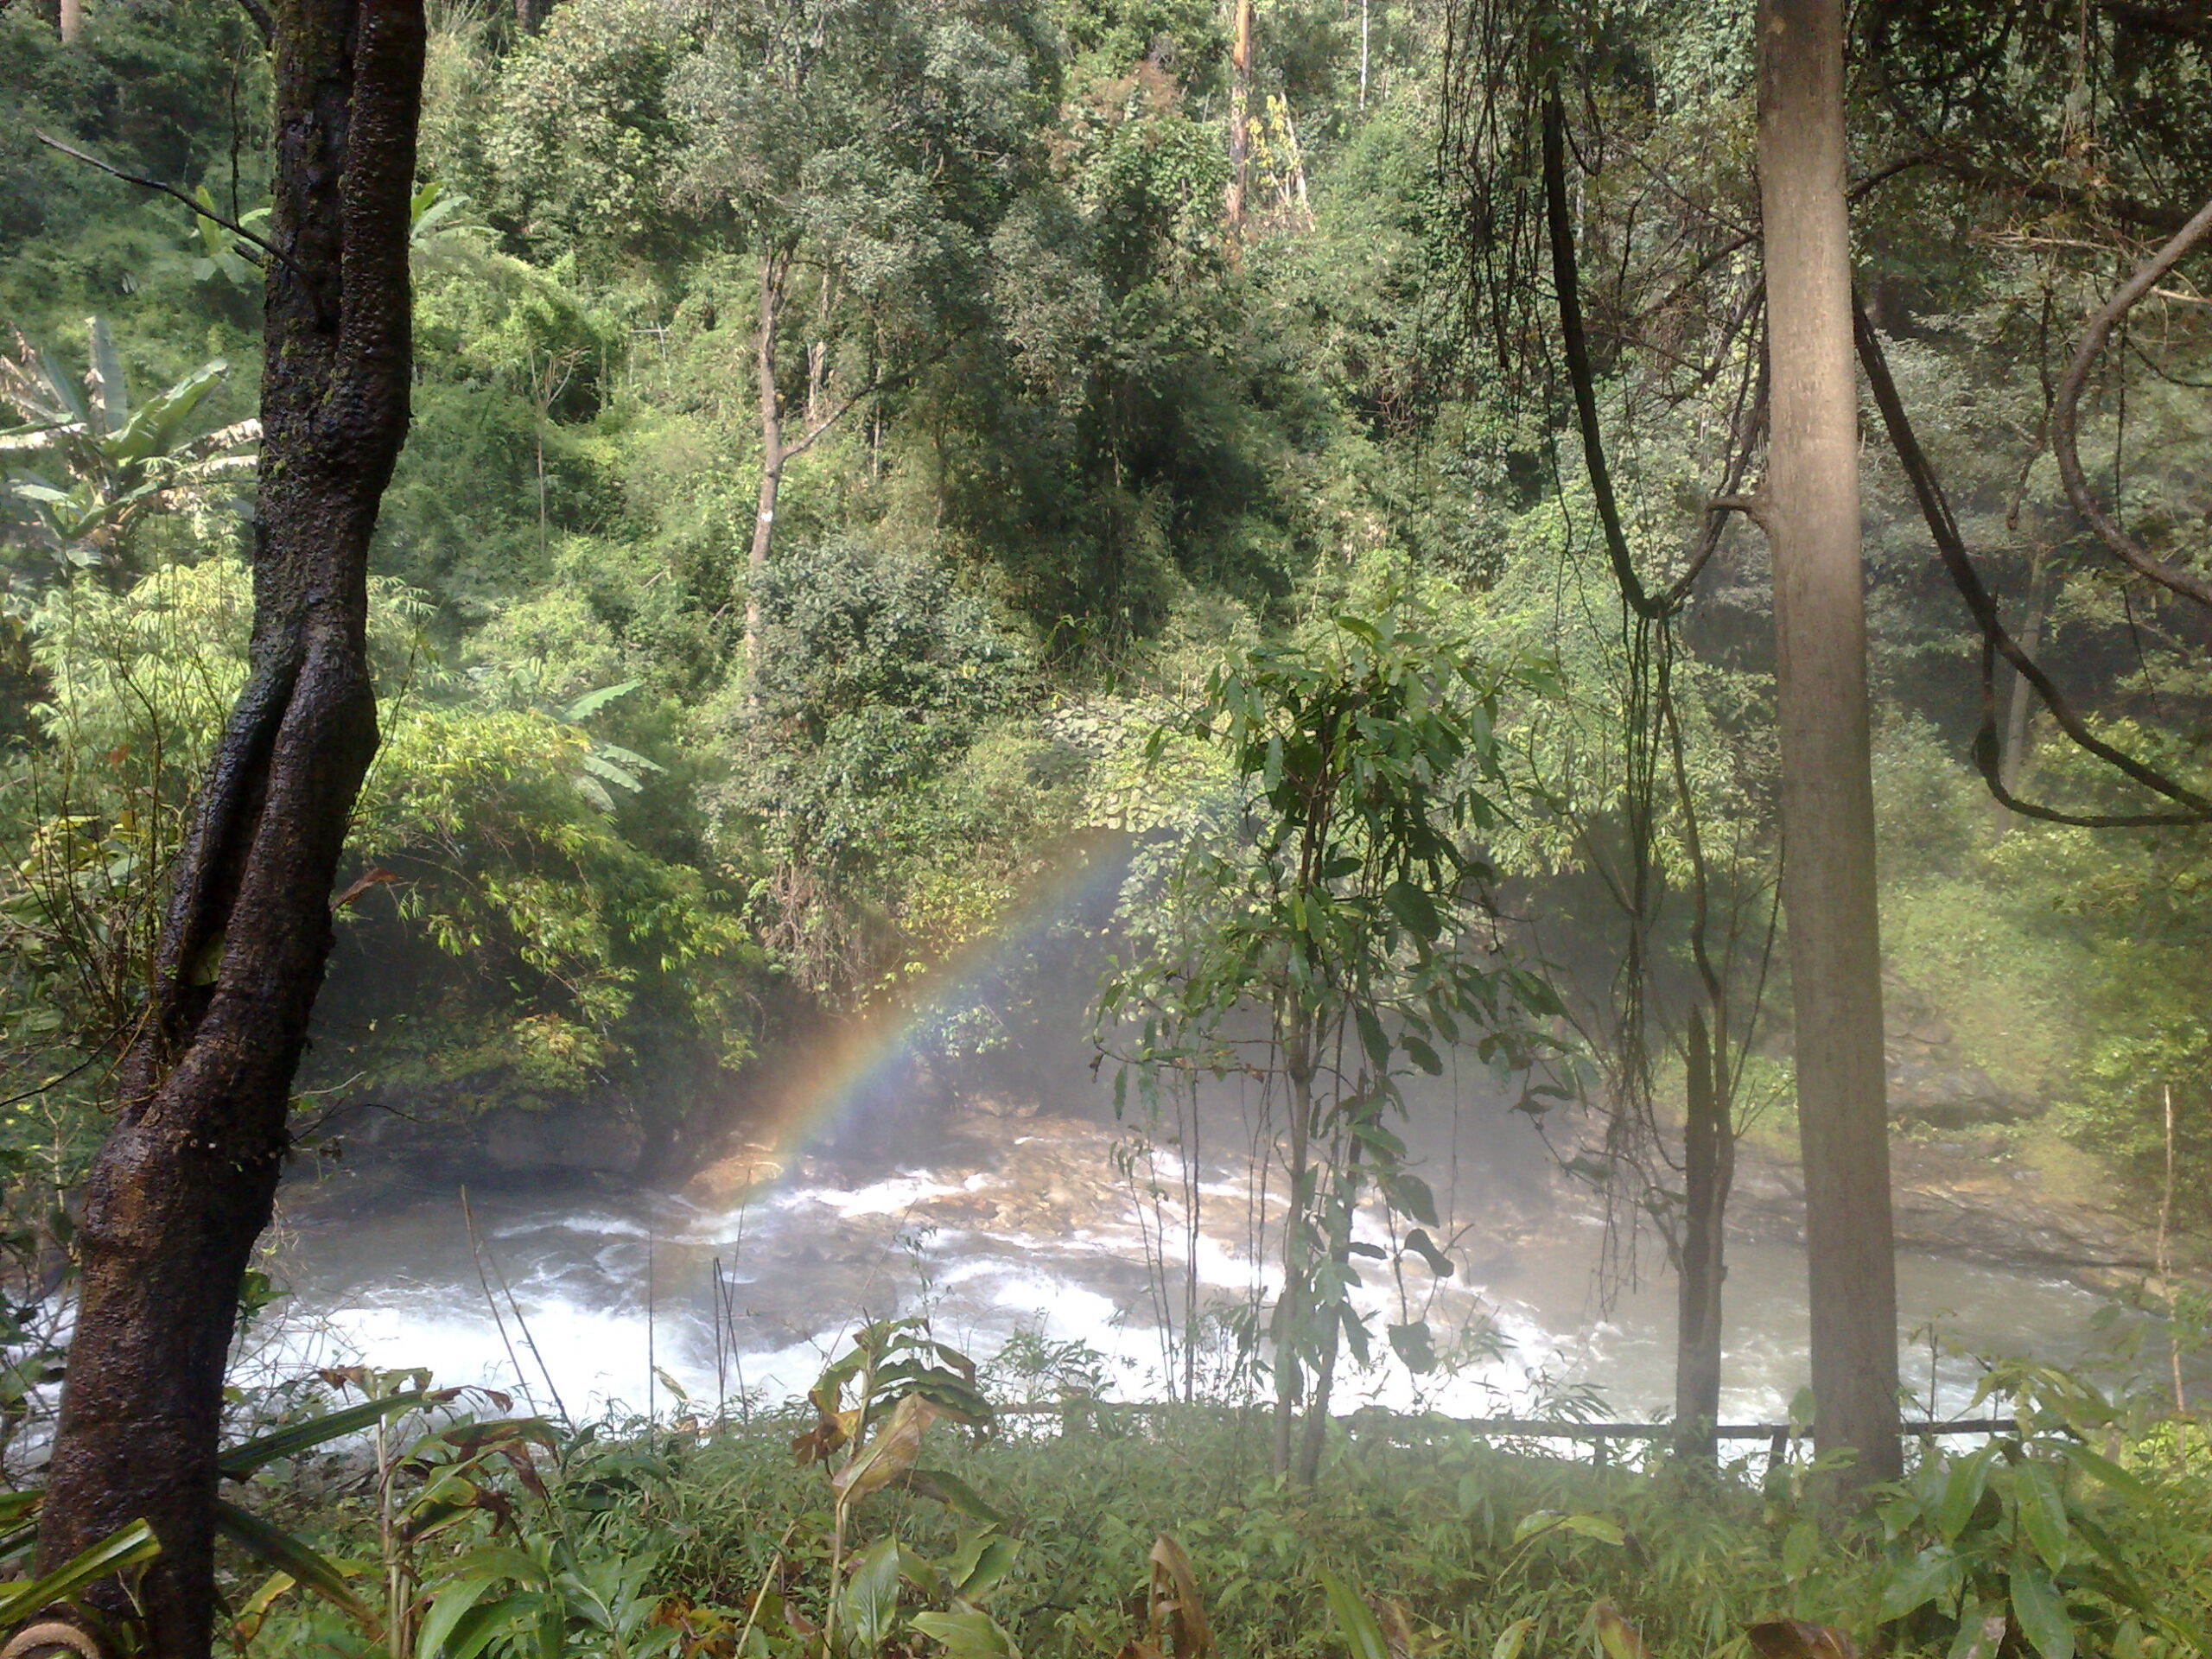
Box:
733, 838, 1133, 1173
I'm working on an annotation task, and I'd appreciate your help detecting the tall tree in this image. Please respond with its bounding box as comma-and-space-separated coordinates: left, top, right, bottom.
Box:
1224, 0, 1252, 240
672, 0, 1039, 677
28, 0, 425, 1649
1756, 0, 1900, 1486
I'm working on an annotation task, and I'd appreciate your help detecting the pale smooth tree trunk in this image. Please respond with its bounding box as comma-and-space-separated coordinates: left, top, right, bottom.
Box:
30, 1, 423, 1650
1269, 1004, 1314, 1479
744, 246, 791, 681
1757, 0, 1902, 1489
1224, 0, 1252, 242
58, 0, 80, 41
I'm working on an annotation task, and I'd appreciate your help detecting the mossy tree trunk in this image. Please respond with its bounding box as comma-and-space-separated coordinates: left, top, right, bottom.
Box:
30, 3, 423, 1649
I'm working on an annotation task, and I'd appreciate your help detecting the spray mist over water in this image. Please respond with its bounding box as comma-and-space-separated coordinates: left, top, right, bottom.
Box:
257, 847, 2115, 1428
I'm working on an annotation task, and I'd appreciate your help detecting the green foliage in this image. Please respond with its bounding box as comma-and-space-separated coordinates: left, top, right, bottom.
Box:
1099, 596, 1559, 1450
709, 537, 1036, 1001
0, 316, 257, 582
178, 1328, 2212, 1659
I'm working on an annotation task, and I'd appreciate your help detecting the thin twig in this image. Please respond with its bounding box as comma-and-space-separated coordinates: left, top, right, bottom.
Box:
34, 133, 307, 289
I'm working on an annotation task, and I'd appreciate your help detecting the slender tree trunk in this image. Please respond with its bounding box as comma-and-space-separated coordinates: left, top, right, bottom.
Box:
1270, 1003, 1314, 1479
1224, 0, 1252, 243
1357, 0, 1369, 112
1757, 0, 1902, 1490
744, 247, 790, 682
31, 2, 423, 1650
1294, 1133, 1363, 1485
1999, 546, 2048, 797
1673, 1004, 1732, 1463
57, 0, 79, 41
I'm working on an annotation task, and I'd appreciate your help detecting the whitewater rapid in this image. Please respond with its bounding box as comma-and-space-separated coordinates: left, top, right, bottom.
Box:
245, 1110, 2113, 1432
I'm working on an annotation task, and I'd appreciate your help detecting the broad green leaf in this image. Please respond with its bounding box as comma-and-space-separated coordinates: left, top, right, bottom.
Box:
2060, 1444, 2150, 1503
1491, 1618, 1534, 1659
1387, 1319, 1438, 1374
1382, 880, 1440, 940
1878, 1547, 1963, 1621
1511, 1511, 1623, 1548
1378, 1172, 1439, 1228
1316, 1568, 1388, 1659
1592, 1603, 1648, 1659
1933, 1447, 1992, 1542
2015, 1460, 2070, 1571
912, 1608, 1018, 1659
1353, 1006, 1390, 1071
843, 1535, 901, 1655
86, 317, 126, 436
417, 1575, 495, 1659
1782, 1519, 1820, 1581
1401, 1229, 1453, 1277
580, 752, 642, 792
953, 1535, 1019, 1603
2008, 1560, 2075, 1659
561, 679, 640, 721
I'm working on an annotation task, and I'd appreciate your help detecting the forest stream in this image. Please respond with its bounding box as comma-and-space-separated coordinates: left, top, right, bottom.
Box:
254, 1102, 2123, 1430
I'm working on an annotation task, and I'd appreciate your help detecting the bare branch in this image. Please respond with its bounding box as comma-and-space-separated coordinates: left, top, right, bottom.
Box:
1854, 302, 2212, 827
35, 132, 308, 291
2050, 194, 2212, 612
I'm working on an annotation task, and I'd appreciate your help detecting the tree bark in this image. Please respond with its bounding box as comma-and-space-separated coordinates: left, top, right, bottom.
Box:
29, 1, 423, 1650
1673, 1004, 1731, 1463
1224, 0, 1252, 245
1294, 1134, 1363, 1486
57, 0, 79, 41
744, 246, 791, 682
1999, 545, 2047, 799
1269, 1001, 1314, 1480
1757, 0, 1902, 1490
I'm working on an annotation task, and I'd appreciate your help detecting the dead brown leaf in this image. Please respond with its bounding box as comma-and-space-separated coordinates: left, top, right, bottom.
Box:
833, 1394, 941, 1505
1746, 1620, 1860, 1659
331, 867, 403, 912
1146, 1535, 1214, 1659
1592, 1603, 1650, 1659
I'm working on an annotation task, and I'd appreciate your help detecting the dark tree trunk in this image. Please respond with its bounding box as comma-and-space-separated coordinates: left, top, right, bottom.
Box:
1999, 545, 2048, 798
30, 2, 423, 1651
1756, 0, 1902, 1491
1673, 1005, 1732, 1463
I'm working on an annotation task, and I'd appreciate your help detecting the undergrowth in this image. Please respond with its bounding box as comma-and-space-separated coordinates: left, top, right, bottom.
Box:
219, 1331, 2212, 1659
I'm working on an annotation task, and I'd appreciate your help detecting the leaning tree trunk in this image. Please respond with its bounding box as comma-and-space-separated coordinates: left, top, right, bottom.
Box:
1756, 0, 1902, 1489
31, 3, 423, 1651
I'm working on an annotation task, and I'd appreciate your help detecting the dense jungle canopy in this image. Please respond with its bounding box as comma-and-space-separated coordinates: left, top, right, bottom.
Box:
4, 0, 2212, 1655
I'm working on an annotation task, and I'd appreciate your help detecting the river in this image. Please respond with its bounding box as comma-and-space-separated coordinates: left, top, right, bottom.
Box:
248, 1100, 2122, 1433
